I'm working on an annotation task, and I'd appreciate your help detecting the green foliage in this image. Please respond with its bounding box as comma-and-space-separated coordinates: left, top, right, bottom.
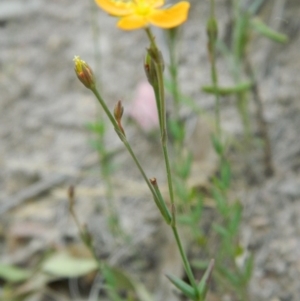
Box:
0, 263, 31, 283
42, 252, 97, 278
166, 274, 198, 300
198, 260, 215, 299
202, 82, 252, 96
251, 18, 288, 43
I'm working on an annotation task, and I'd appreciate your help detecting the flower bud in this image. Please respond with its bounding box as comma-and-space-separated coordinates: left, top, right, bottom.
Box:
206, 18, 218, 42
144, 48, 165, 86
73, 56, 95, 89
114, 100, 124, 121
144, 51, 158, 86
114, 100, 125, 136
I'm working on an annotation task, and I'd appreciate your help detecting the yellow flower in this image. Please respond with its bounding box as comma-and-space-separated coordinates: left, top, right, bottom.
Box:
94, 0, 190, 30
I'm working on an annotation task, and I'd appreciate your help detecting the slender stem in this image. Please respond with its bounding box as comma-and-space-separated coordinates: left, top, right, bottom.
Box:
210, 0, 215, 18
172, 225, 199, 294
91, 87, 171, 219
91, 88, 119, 129
145, 28, 166, 139
69, 207, 103, 273
209, 0, 221, 138
211, 54, 221, 138
92, 88, 154, 193
145, 27, 199, 298
167, 29, 181, 119
90, 30, 199, 299
145, 28, 175, 210
88, 237, 103, 274
153, 82, 163, 134
151, 179, 172, 224
121, 137, 171, 222
162, 143, 175, 207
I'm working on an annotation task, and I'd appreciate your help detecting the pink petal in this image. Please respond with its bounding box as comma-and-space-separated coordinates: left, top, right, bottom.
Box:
129, 81, 159, 132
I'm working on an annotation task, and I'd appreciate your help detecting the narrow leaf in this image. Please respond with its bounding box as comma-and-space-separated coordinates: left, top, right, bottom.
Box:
243, 254, 254, 283
212, 188, 227, 215
166, 274, 197, 300
220, 160, 231, 189
218, 266, 240, 286
0, 263, 31, 283
212, 223, 229, 237
251, 18, 288, 43
198, 259, 215, 297
42, 252, 97, 278
202, 82, 252, 96
228, 202, 242, 235
104, 265, 154, 301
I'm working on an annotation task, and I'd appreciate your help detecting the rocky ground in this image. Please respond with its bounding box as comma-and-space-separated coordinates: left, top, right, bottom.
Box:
1, 0, 300, 300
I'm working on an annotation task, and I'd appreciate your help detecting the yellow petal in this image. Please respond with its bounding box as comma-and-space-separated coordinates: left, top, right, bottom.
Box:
95, 0, 133, 16
149, 1, 190, 28
151, 0, 165, 9
117, 15, 149, 30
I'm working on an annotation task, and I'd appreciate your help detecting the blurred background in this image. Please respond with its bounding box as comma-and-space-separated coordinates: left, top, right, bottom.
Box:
1, 0, 300, 300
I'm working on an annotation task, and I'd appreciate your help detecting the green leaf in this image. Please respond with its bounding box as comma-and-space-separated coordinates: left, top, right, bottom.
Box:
175, 181, 190, 204
105, 266, 154, 301
206, 17, 218, 42
42, 252, 97, 278
235, 244, 244, 257
212, 188, 227, 216
88, 139, 104, 152
243, 255, 254, 283
228, 201, 242, 235
85, 120, 106, 134
166, 274, 197, 300
175, 153, 192, 180
191, 260, 210, 270
202, 82, 252, 96
168, 119, 185, 142
217, 266, 240, 286
212, 223, 230, 237
233, 14, 250, 59
211, 134, 224, 156
220, 160, 231, 189
248, 0, 265, 15
198, 259, 215, 297
177, 214, 194, 225
0, 263, 31, 283
251, 18, 288, 43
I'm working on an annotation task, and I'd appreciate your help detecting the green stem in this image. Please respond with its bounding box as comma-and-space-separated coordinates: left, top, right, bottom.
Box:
153, 82, 163, 134
211, 53, 221, 138
145, 27, 199, 298
145, 28, 166, 139
172, 225, 199, 295
70, 207, 103, 273
167, 29, 181, 119
91, 88, 119, 129
91, 88, 152, 192
210, 0, 215, 18
122, 137, 171, 223
91, 87, 171, 221
209, 0, 221, 138
145, 28, 175, 210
